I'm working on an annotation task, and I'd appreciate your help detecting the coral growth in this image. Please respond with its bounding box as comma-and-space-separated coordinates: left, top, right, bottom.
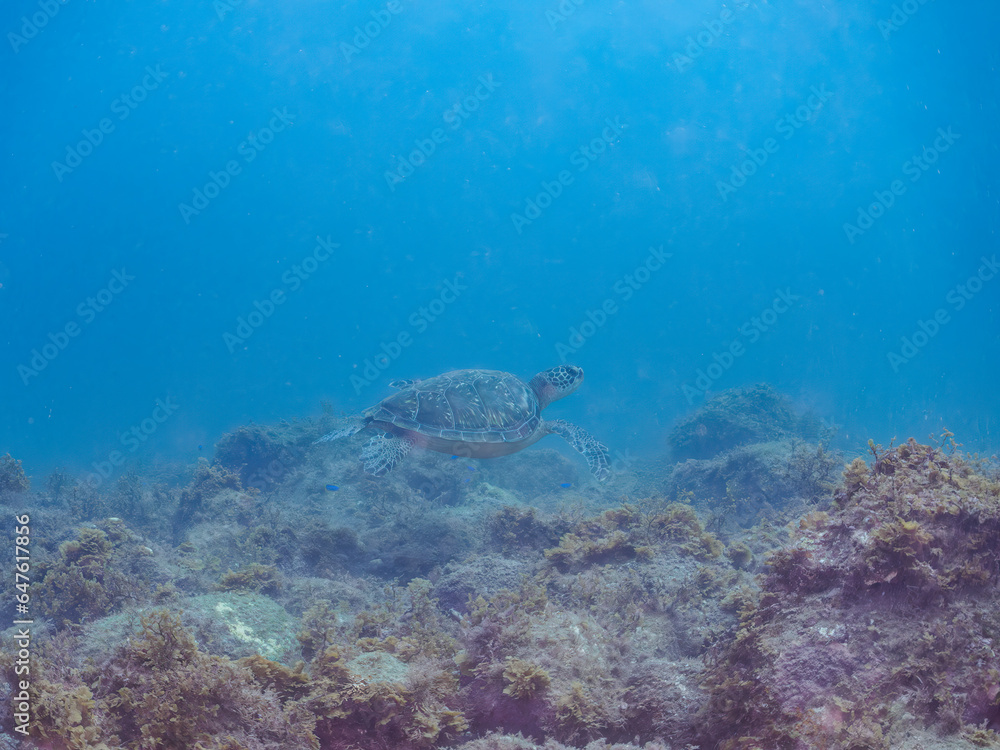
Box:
0, 452, 30, 494
543, 503, 723, 571
665, 439, 841, 525
18, 402, 1000, 750
501, 658, 551, 700
486, 505, 563, 555
218, 563, 282, 594
18, 606, 468, 750
302, 645, 468, 749
214, 424, 304, 490
699, 439, 1000, 749
99, 611, 307, 748
455, 500, 736, 746
17, 610, 314, 750
170, 460, 244, 542
299, 521, 362, 573
668, 383, 822, 460
544, 530, 653, 570
36, 524, 152, 627
457, 736, 670, 750
664, 385, 839, 527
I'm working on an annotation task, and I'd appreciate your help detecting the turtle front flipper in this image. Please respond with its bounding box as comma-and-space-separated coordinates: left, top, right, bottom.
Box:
315, 415, 370, 443
543, 419, 611, 481
361, 433, 415, 476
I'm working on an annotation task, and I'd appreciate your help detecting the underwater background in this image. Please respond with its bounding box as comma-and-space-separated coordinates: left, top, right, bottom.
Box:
2, 0, 998, 475
2, 1, 1000, 749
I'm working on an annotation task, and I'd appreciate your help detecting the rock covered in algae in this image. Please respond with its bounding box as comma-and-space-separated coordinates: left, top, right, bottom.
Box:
698, 439, 1000, 749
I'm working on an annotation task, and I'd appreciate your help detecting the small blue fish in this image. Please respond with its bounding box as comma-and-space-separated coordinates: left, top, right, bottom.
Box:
467, 466, 476, 472
450, 455, 459, 459
197, 445, 203, 451
464, 477, 471, 483
560, 482, 572, 488
326, 484, 339, 491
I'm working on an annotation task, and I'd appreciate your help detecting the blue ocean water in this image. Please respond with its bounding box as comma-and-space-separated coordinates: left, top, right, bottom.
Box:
2, 0, 997, 478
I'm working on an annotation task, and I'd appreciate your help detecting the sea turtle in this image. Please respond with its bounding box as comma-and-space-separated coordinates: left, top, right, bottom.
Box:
317, 365, 610, 480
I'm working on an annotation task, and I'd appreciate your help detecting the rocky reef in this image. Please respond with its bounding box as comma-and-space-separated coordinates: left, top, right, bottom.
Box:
666, 383, 825, 461
1, 388, 998, 750
699, 438, 1000, 749
662, 384, 840, 528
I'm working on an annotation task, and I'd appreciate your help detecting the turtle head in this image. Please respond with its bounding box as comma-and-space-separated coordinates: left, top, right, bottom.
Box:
530, 365, 584, 409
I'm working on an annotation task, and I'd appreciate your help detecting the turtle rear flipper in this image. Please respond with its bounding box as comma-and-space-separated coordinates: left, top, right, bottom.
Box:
315, 415, 369, 443
544, 419, 611, 481
361, 433, 415, 475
